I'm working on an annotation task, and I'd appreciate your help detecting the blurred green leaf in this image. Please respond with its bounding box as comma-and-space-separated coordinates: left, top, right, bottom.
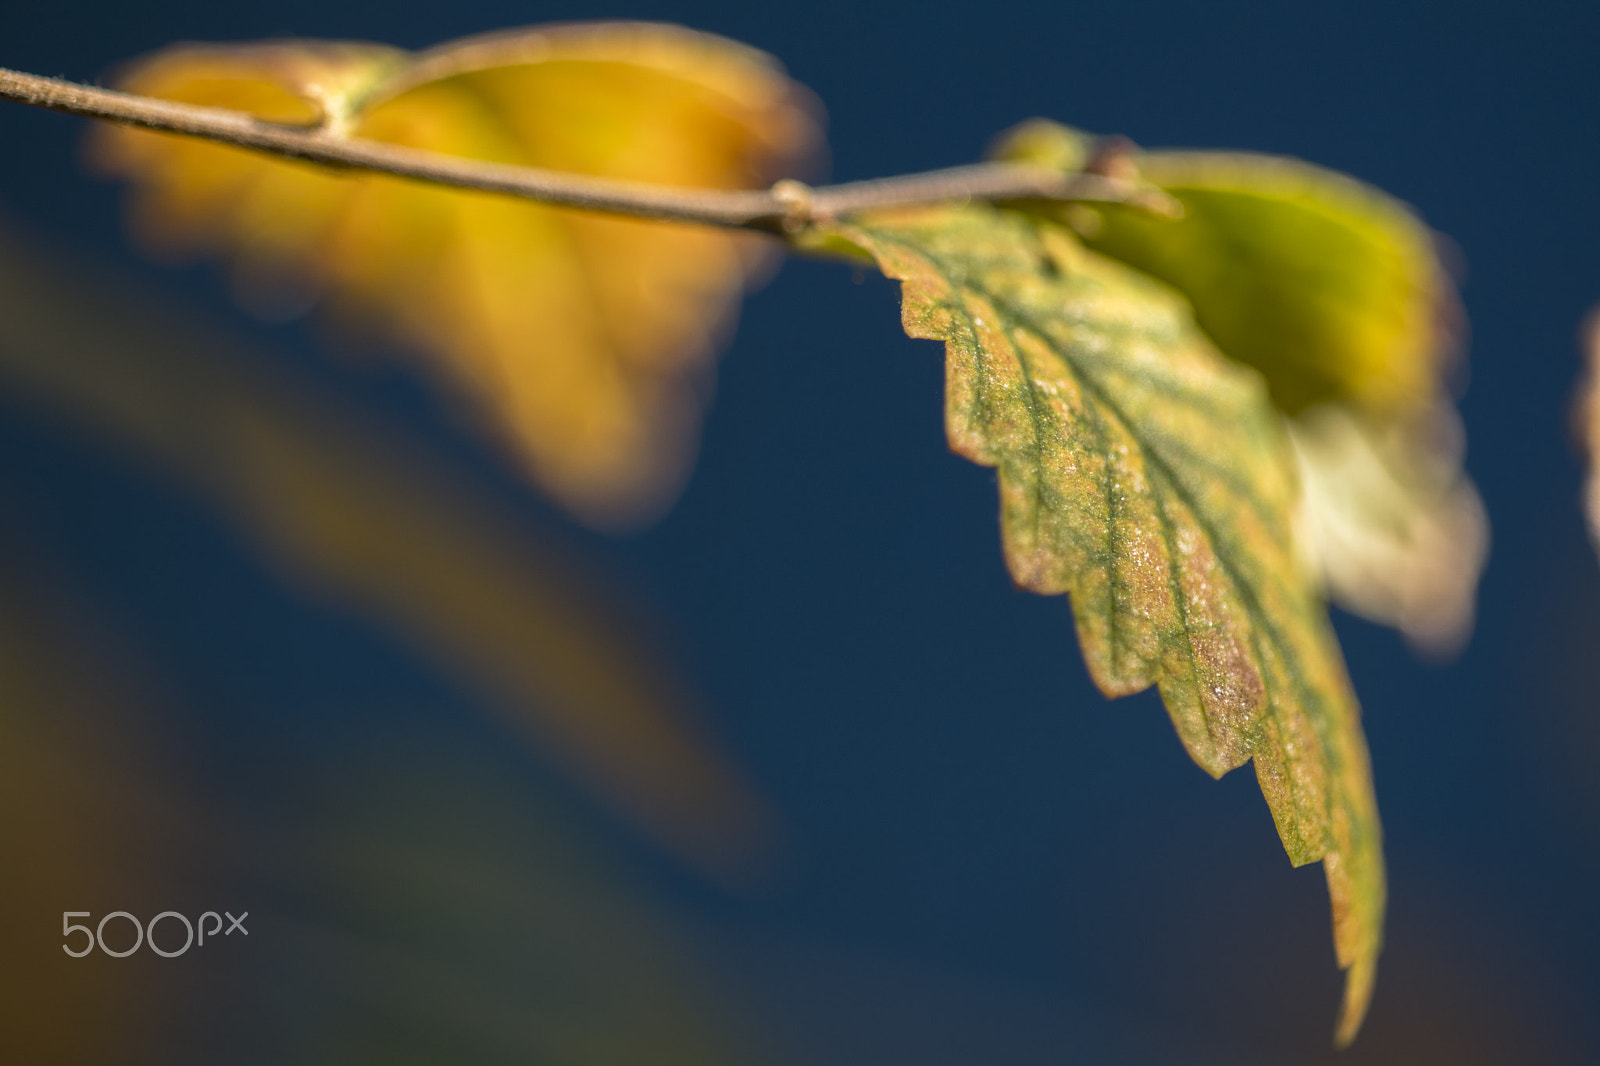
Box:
813, 203, 1383, 1044
995, 120, 1459, 417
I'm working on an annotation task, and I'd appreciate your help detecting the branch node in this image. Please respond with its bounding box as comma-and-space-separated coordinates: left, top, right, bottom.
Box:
769, 179, 817, 232
1085, 135, 1141, 182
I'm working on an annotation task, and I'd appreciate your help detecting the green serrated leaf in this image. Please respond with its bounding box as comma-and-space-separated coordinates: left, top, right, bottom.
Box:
812, 203, 1384, 1045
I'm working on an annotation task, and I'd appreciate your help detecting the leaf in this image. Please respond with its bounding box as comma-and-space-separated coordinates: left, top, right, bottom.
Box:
89, 23, 825, 526
812, 204, 1384, 1044
995, 120, 1460, 418
996, 121, 1484, 650
1288, 404, 1487, 655
1578, 306, 1600, 558
0, 213, 765, 876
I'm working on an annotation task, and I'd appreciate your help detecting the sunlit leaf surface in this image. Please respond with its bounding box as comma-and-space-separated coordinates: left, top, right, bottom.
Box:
89, 23, 824, 525
815, 204, 1384, 1043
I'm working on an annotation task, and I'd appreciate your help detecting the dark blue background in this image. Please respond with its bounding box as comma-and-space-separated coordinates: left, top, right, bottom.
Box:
3, 2, 1598, 1062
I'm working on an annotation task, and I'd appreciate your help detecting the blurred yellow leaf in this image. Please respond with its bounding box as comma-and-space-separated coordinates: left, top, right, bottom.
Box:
89, 23, 825, 525
1578, 307, 1600, 558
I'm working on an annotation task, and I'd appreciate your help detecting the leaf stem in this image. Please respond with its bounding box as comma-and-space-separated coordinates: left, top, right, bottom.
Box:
0, 66, 1176, 234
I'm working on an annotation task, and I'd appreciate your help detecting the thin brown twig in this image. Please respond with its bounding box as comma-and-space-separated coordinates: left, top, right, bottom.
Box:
0, 66, 1177, 233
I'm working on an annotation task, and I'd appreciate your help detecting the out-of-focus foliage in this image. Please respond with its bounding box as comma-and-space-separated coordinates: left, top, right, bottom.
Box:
1287, 406, 1486, 655
0, 217, 763, 873
994, 120, 1484, 652
257, 733, 758, 1065
813, 204, 1383, 1044
0, 552, 203, 1066
89, 22, 825, 526
1578, 308, 1600, 557
0, 547, 760, 1065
